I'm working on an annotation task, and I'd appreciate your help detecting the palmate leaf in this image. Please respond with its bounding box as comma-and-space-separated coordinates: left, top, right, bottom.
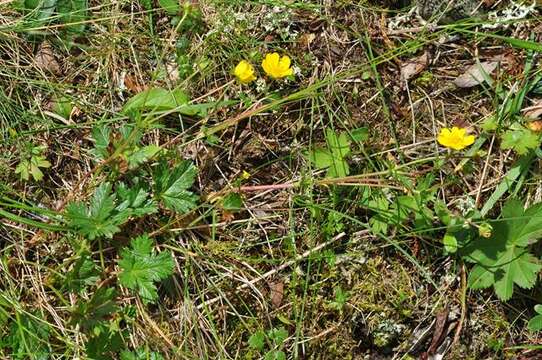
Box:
500, 127, 540, 155
118, 234, 174, 303
468, 249, 541, 301
90, 125, 111, 161
65, 182, 157, 239
126, 145, 161, 170
464, 199, 542, 301
66, 183, 121, 239
116, 182, 157, 217
152, 160, 198, 213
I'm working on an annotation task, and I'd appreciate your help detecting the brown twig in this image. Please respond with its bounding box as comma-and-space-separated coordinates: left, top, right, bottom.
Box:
452, 263, 468, 347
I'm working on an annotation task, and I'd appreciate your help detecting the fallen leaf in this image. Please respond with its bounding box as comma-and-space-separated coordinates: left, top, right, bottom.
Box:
269, 281, 284, 308
124, 74, 146, 93
428, 309, 449, 358
34, 42, 61, 75
523, 99, 542, 120
528, 121, 542, 132
221, 210, 235, 222
453, 61, 498, 88
401, 52, 429, 83
166, 62, 180, 82
298, 33, 316, 49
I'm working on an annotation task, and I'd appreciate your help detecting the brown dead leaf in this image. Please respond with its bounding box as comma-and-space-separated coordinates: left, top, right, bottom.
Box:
34, 41, 61, 75
421, 308, 449, 360
166, 62, 180, 82
453, 61, 498, 88
400, 52, 429, 84
124, 74, 146, 93
221, 210, 235, 223
298, 33, 316, 49
269, 281, 284, 308
528, 121, 542, 132
523, 99, 542, 120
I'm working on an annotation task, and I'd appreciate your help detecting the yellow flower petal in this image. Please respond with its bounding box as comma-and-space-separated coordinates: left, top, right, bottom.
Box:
279, 55, 291, 70
463, 135, 475, 146
437, 126, 476, 151
262, 52, 293, 79
234, 60, 256, 84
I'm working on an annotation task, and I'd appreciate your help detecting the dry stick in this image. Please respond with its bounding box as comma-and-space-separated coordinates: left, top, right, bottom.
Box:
196, 231, 349, 310
452, 263, 468, 348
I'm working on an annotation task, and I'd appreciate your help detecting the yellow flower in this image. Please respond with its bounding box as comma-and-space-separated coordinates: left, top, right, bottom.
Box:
234, 60, 256, 84
241, 170, 251, 180
437, 126, 476, 150
262, 53, 293, 79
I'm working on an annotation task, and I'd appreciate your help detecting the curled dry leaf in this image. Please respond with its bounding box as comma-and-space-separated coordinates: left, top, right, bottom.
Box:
453, 61, 498, 88
522, 99, 542, 132
523, 99, 542, 120
269, 281, 284, 308
124, 74, 146, 93
400, 52, 429, 82
298, 33, 316, 49
34, 41, 61, 75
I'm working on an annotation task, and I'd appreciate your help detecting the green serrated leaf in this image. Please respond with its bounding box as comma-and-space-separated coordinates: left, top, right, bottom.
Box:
467, 264, 496, 289
465, 199, 542, 301
307, 129, 352, 178
118, 234, 175, 303
66, 183, 121, 239
500, 128, 540, 155
248, 330, 265, 351
15, 160, 30, 181
307, 148, 333, 169
139, 0, 152, 10
350, 127, 369, 143
91, 125, 111, 161
115, 182, 157, 217
268, 327, 288, 345
265, 350, 286, 360
326, 128, 351, 159
22, 0, 57, 27
152, 160, 198, 213
126, 145, 161, 170
52, 95, 73, 119
85, 324, 123, 360
369, 196, 389, 235
65, 182, 155, 239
